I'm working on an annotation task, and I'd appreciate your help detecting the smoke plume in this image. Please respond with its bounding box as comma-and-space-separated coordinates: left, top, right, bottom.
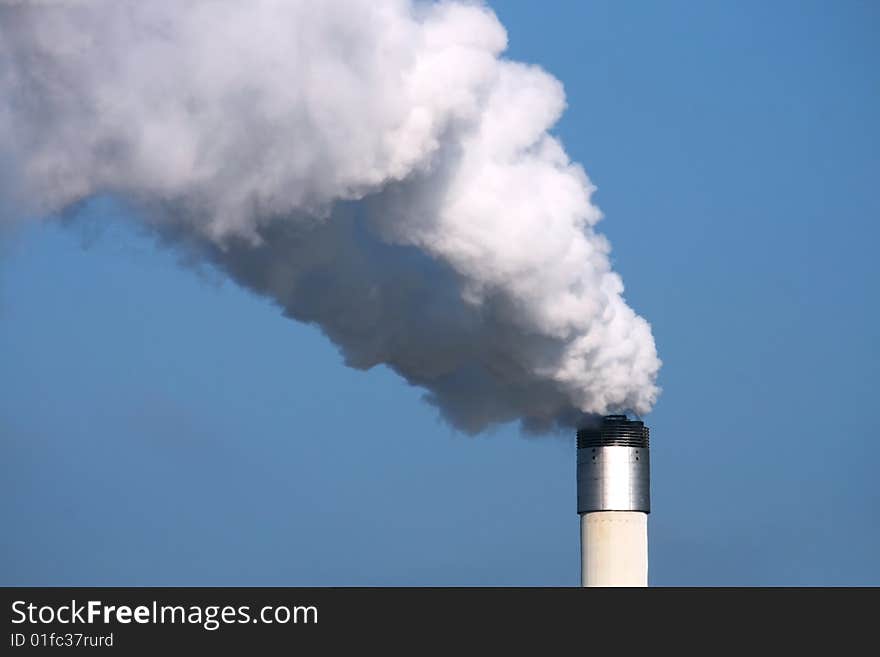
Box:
0, 0, 660, 433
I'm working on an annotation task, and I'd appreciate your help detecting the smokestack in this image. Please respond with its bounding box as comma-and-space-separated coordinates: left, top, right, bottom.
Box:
576, 415, 650, 587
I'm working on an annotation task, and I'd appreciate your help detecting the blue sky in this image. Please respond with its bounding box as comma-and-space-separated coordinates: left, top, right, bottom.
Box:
2, 1, 878, 585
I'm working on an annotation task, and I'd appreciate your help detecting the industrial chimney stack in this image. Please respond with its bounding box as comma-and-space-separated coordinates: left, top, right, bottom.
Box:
576, 415, 651, 586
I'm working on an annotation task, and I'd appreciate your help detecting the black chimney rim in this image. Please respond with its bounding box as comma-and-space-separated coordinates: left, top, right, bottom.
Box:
577, 414, 649, 449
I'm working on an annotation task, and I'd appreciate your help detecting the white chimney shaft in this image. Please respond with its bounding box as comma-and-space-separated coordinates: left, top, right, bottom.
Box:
577, 416, 651, 587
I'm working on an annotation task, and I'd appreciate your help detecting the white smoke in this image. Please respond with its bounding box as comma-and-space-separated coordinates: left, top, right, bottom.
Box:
0, 0, 660, 433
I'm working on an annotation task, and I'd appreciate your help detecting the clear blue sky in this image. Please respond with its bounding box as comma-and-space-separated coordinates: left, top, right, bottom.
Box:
2, 1, 877, 585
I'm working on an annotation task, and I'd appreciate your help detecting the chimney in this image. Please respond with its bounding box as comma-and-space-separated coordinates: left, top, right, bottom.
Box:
576, 415, 650, 586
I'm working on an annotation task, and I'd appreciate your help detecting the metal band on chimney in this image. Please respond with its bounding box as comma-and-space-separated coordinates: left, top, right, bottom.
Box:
576, 415, 650, 513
